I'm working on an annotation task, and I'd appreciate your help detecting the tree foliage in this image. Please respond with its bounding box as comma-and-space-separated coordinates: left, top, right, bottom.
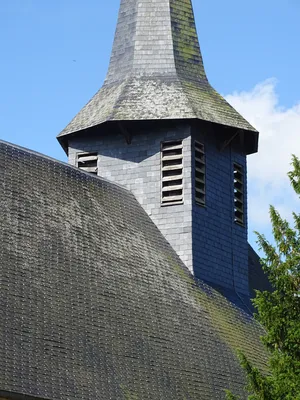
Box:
226, 155, 300, 400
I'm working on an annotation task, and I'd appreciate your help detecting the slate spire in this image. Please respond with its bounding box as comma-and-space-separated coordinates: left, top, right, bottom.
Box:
104, 0, 208, 85
58, 0, 258, 153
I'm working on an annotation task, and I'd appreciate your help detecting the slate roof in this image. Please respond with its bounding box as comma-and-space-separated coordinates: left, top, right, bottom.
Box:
57, 0, 258, 153
0, 139, 268, 400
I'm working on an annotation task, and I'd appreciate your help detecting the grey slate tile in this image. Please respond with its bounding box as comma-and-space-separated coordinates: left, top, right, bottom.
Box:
0, 139, 268, 400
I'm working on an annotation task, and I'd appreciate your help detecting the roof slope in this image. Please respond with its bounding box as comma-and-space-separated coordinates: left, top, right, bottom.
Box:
0, 140, 267, 400
57, 0, 257, 145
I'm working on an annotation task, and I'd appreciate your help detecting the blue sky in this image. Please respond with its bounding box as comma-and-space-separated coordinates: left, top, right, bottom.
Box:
1, 0, 300, 251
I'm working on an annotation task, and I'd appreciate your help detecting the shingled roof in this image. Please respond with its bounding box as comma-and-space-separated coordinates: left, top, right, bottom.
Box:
57, 0, 258, 153
0, 139, 267, 400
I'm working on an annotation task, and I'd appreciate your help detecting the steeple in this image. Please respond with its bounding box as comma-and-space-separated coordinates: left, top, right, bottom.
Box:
57, 0, 258, 154
63, 0, 260, 295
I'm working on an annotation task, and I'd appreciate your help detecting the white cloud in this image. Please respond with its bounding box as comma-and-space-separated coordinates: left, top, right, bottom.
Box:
225, 79, 300, 235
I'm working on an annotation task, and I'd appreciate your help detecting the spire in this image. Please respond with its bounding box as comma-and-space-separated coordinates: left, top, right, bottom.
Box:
104, 0, 207, 85
58, 0, 258, 153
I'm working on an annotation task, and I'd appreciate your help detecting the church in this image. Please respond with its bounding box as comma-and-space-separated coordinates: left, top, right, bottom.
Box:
0, 0, 270, 399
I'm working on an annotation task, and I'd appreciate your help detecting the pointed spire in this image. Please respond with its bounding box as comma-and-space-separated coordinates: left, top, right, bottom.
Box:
104, 0, 207, 84
58, 0, 258, 153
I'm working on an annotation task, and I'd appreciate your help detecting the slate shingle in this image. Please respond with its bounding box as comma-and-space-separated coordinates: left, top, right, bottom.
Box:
57, 0, 258, 154
0, 140, 267, 400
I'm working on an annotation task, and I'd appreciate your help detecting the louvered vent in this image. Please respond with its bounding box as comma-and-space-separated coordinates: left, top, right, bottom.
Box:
161, 140, 183, 205
77, 153, 98, 174
195, 141, 206, 206
233, 163, 244, 225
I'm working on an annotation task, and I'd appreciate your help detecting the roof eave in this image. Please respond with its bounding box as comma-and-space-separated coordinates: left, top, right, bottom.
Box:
57, 117, 259, 156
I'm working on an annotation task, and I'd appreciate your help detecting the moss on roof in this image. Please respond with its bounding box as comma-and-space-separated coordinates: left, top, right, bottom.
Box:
0, 140, 267, 400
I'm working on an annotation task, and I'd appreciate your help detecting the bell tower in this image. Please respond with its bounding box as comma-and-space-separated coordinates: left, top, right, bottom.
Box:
57, 0, 259, 295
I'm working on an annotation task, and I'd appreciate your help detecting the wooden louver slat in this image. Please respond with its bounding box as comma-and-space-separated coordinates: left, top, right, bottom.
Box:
162, 184, 183, 192
161, 140, 183, 205
77, 155, 98, 162
162, 164, 183, 172
161, 143, 183, 151
162, 174, 183, 182
162, 154, 183, 162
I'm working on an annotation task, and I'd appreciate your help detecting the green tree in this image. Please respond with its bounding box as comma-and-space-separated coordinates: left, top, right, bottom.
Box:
226, 155, 300, 400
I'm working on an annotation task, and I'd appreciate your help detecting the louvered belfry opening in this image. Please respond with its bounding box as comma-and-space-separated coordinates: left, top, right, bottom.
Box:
233, 163, 244, 225
195, 141, 206, 206
161, 140, 183, 205
77, 153, 98, 174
